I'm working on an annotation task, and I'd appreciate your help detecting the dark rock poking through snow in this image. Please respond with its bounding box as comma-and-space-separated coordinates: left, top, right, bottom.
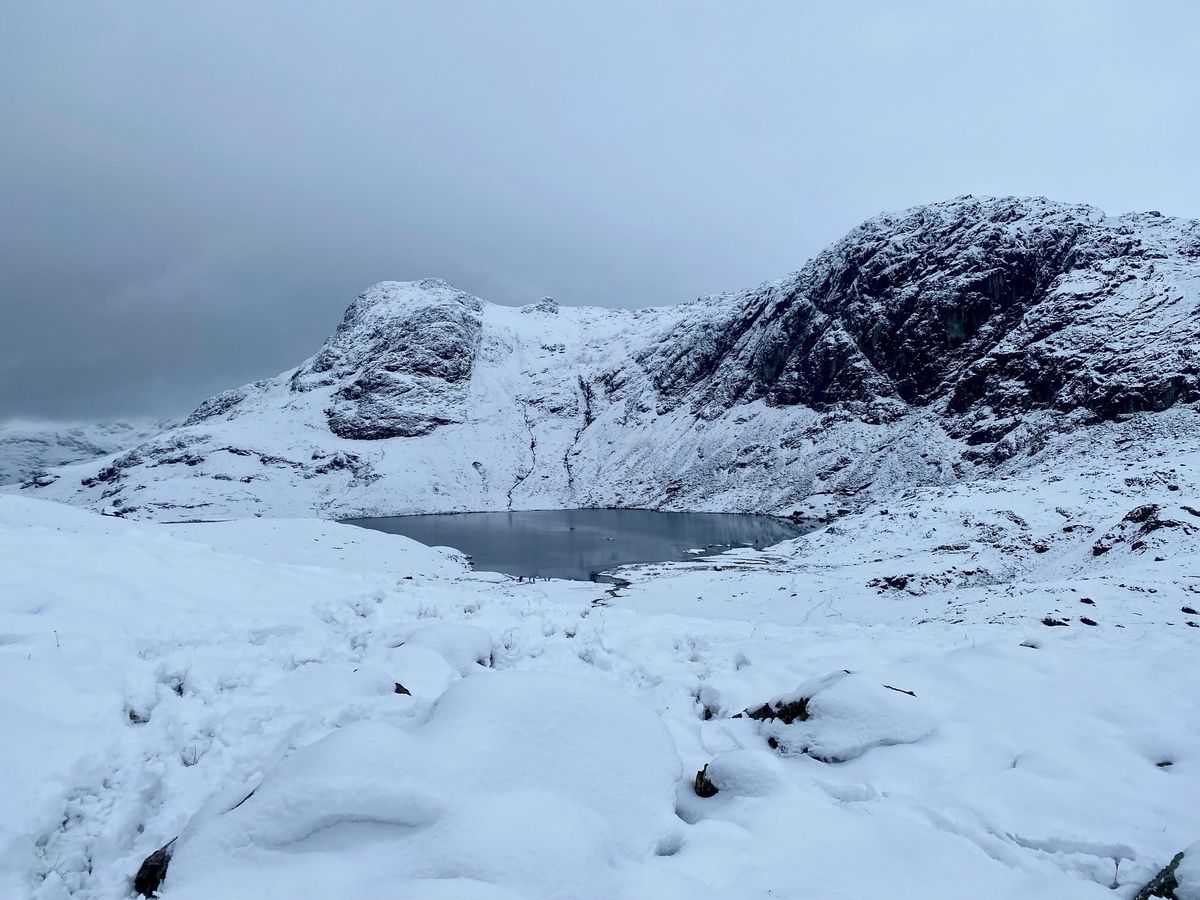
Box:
737, 696, 811, 724
133, 839, 175, 897
694, 764, 719, 798
736, 672, 936, 764
1133, 849, 1185, 900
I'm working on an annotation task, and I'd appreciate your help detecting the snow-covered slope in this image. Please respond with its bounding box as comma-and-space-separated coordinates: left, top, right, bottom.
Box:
16, 196, 1200, 521
3, 421, 1198, 898
0, 420, 173, 486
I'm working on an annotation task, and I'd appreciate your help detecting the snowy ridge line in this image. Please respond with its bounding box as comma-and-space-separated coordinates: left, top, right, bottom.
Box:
7, 195, 1198, 521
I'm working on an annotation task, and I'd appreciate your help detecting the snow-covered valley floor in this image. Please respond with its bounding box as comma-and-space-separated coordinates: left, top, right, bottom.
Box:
3, 411, 1199, 899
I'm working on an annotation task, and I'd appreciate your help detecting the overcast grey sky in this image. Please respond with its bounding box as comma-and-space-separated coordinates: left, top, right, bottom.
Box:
2, 1, 1198, 420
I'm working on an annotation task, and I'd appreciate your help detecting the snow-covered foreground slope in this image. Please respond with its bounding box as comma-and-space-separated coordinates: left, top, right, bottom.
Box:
16, 196, 1200, 521
4, 404, 1198, 899
0, 420, 173, 487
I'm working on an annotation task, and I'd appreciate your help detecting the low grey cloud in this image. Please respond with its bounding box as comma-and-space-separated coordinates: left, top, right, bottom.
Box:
2, 1, 1197, 419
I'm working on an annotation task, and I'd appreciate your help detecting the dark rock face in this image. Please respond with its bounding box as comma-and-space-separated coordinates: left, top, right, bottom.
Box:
175, 279, 482, 443
639, 197, 1200, 433
291, 280, 484, 440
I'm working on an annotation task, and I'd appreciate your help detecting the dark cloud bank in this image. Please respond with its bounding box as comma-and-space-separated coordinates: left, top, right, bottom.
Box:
2, 1, 1197, 419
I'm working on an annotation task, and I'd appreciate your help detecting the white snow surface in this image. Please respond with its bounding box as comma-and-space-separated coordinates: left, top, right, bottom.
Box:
3, 404, 1198, 898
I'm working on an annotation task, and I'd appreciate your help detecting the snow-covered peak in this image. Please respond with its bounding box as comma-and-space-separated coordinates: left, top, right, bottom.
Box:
648, 194, 1199, 426
305, 279, 484, 376
337, 278, 482, 320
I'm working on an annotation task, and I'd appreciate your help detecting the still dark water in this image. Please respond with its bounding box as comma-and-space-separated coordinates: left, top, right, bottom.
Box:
342, 509, 808, 581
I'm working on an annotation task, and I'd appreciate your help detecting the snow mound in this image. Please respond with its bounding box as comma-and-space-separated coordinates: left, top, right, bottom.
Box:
390, 643, 461, 698
702, 749, 785, 797
768, 672, 936, 762
161, 672, 683, 899
402, 623, 494, 674
422, 672, 684, 855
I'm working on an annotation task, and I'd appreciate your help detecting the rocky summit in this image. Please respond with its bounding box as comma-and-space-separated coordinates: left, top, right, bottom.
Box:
17, 196, 1200, 521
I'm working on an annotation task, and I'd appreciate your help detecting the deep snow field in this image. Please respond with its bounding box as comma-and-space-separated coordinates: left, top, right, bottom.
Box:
3, 409, 1200, 899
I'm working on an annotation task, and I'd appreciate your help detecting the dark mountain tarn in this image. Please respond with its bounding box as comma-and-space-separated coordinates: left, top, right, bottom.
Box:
342, 509, 809, 581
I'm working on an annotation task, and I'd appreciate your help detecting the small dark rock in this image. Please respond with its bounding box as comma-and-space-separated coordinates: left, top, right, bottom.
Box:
394, 682, 411, 696
1182, 607, 1198, 616
694, 764, 719, 798
1080, 617, 1098, 626
1080, 597, 1095, 605
1124, 504, 1162, 524
738, 696, 810, 724
1042, 616, 1069, 627
134, 839, 176, 897
883, 575, 909, 590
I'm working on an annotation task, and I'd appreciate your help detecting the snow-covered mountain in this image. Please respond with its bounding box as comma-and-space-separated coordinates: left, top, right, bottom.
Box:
0, 419, 173, 487
5, 195, 1200, 900
18, 196, 1200, 521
